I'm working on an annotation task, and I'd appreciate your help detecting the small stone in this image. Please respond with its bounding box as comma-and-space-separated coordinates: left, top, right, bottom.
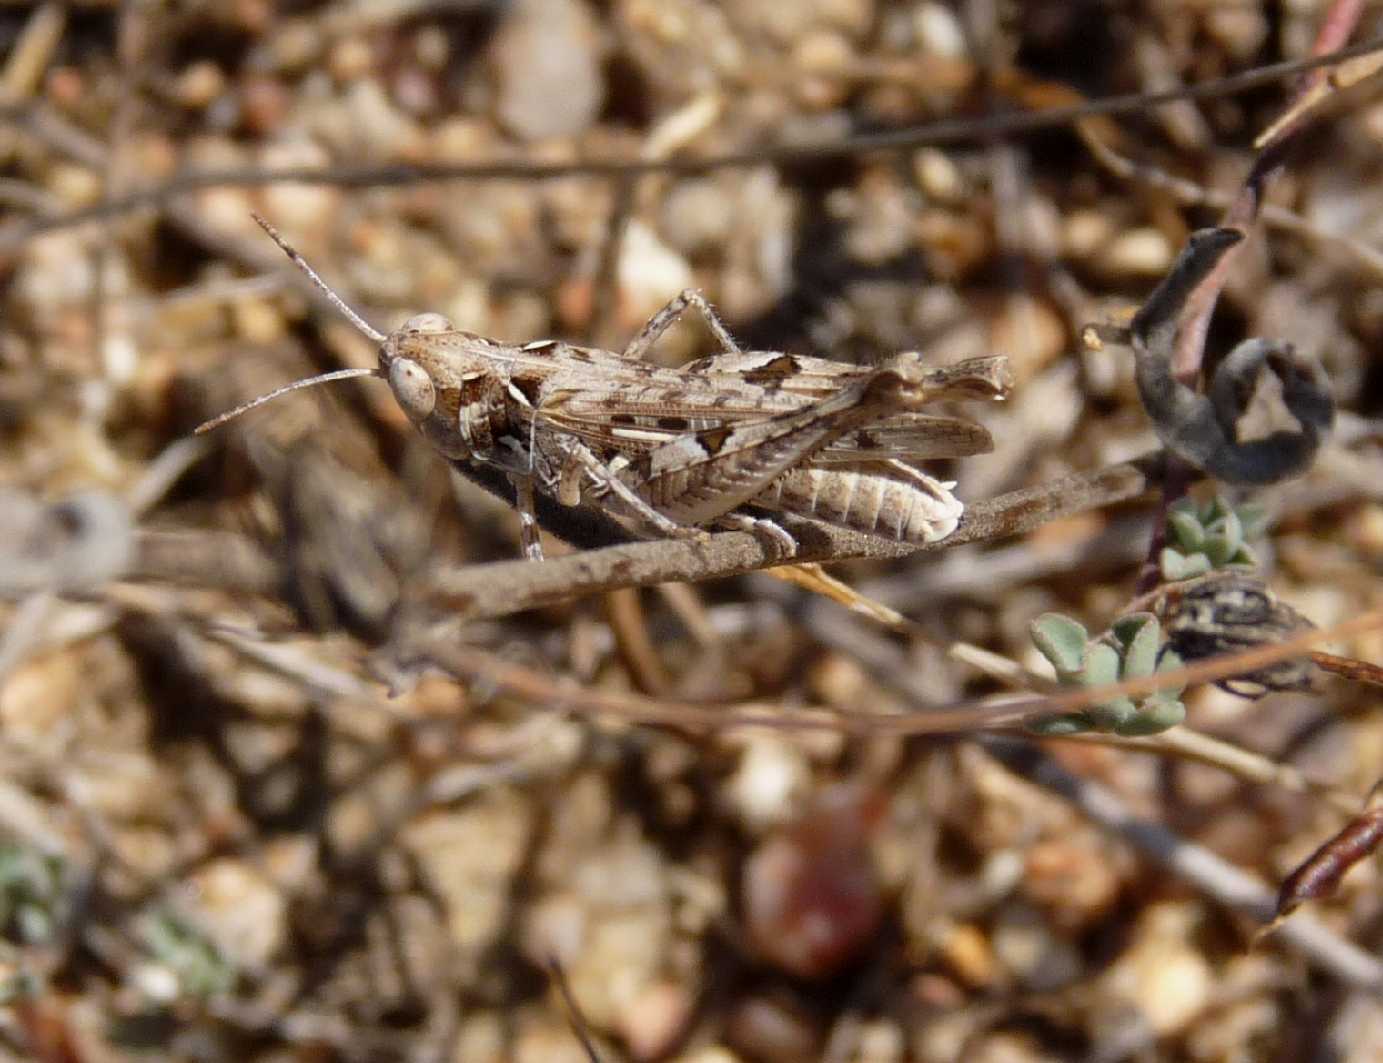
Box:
1063, 209, 1116, 261
792, 30, 855, 109
726, 995, 821, 1061
1100, 902, 1213, 1035
47, 164, 101, 209
856, 1019, 906, 1063
455, 1012, 505, 1063
173, 61, 225, 109
257, 140, 340, 236
616, 220, 696, 340
620, 980, 693, 1061
524, 891, 588, 969
239, 75, 291, 136
989, 293, 1068, 382
1098, 228, 1175, 278
231, 297, 288, 346
991, 900, 1083, 991
914, 2, 967, 58
913, 148, 965, 203
186, 858, 286, 969
327, 36, 375, 82
130, 963, 181, 1004
490, 0, 606, 141
938, 922, 997, 987
724, 735, 811, 832
1204, 6, 1268, 60
342, 79, 425, 159
413, 25, 450, 71
566, 908, 671, 1029
402, 790, 533, 956
514, 1023, 601, 1063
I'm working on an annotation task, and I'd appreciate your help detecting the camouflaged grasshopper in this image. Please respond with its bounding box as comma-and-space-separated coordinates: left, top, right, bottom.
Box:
199, 216, 1013, 560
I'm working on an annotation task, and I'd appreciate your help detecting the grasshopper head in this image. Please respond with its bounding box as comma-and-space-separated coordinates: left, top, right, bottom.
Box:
380, 314, 509, 461
380, 313, 450, 424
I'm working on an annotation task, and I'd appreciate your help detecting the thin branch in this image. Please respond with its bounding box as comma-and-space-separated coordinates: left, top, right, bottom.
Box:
409, 609, 1383, 739
422, 457, 1160, 623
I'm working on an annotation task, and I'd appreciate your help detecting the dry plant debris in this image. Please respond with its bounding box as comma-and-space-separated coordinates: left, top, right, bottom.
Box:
2, 2, 1383, 1061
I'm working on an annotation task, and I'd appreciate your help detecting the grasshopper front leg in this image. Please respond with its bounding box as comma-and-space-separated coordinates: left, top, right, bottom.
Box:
508, 474, 545, 561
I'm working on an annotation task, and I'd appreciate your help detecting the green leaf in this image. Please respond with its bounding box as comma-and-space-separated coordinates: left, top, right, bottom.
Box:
1212, 507, 1243, 557
1162, 548, 1212, 582
1202, 495, 1229, 524
1025, 712, 1094, 735
1204, 533, 1233, 567
1116, 696, 1186, 735
1090, 696, 1139, 731
1166, 507, 1206, 552
1118, 614, 1162, 679
1111, 612, 1148, 649
1230, 544, 1257, 568
1082, 643, 1121, 688
1031, 613, 1088, 676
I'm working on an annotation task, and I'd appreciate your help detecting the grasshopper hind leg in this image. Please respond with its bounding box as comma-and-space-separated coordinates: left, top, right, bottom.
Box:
716, 513, 799, 560
553, 437, 712, 544
622, 289, 741, 361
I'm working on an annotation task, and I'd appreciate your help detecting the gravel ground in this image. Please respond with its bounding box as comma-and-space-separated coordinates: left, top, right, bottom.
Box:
2, 2, 1383, 1061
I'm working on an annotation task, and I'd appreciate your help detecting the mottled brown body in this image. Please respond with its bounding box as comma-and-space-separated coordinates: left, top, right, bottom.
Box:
199, 218, 1013, 561
382, 320, 1010, 555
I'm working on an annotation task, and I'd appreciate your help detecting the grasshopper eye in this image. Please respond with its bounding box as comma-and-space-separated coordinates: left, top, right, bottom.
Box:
404, 313, 453, 334
389, 358, 436, 419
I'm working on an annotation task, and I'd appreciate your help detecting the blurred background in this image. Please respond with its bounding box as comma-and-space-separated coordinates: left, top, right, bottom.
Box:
2, 1, 1383, 1060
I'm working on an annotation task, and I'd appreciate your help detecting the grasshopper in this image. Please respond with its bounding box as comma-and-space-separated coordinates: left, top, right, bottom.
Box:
199, 216, 1012, 560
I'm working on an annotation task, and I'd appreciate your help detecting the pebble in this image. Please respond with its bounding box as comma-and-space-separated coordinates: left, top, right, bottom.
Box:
726, 994, 821, 1060
913, 147, 965, 203
937, 921, 997, 988
401, 790, 533, 955
616, 220, 697, 340
991, 900, 1083, 991
724, 735, 811, 832
791, 30, 855, 110
173, 61, 226, 110
1097, 227, 1175, 278
989, 293, 1069, 382
490, 0, 606, 141
914, 2, 967, 58
185, 858, 286, 969
620, 979, 693, 1060
1100, 902, 1213, 1035
327, 36, 375, 83
566, 907, 672, 1028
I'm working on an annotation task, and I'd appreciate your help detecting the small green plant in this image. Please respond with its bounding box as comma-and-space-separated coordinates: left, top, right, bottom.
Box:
0, 844, 66, 946
1027, 612, 1186, 736
138, 910, 237, 999
1161, 495, 1268, 581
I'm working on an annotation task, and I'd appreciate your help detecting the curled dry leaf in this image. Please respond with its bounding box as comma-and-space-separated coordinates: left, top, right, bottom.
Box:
1269, 798, 1383, 928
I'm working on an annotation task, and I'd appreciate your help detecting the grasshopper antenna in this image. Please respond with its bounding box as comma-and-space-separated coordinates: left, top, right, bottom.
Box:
195, 215, 388, 433
250, 212, 387, 344
194, 367, 380, 433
